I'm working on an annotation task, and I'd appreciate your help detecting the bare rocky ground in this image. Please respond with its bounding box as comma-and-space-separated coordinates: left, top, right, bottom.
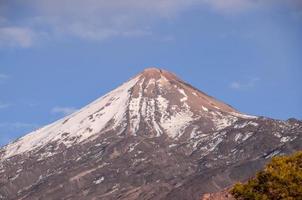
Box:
0, 68, 301, 200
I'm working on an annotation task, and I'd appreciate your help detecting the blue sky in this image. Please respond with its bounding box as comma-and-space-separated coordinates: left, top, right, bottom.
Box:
0, 0, 301, 146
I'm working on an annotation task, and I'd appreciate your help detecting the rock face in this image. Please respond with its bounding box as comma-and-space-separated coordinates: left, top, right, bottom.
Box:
0, 68, 301, 200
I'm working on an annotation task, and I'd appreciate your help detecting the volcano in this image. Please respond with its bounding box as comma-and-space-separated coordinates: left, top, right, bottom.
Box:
0, 68, 301, 200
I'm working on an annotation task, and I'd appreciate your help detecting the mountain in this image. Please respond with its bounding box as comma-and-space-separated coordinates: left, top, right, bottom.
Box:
0, 68, 301, 200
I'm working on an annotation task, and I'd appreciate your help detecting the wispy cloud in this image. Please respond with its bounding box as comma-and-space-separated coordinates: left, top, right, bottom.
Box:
0, 122, 38, 130
230, 78, 260, 90
0, 102, 11, 109
203, 0, 258, 13
0, 73, 9, 83
0, 0, 301, 46
51, 106, 77, 116
0, 26, 35, 48
0, 73, 9, 79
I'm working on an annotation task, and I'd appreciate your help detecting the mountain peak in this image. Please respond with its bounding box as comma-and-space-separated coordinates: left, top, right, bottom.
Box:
142, 67, 162, 74
139, 67, 178, 81
1, 68, 256, 159
1, 69, 301, 200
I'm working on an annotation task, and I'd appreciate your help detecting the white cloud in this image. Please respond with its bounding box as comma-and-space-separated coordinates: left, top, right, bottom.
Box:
230, 78, 260, 90
0, 26, 35, 48
1, 0, 301, 45
51, 106, 77, 116
24, 0, 198, 41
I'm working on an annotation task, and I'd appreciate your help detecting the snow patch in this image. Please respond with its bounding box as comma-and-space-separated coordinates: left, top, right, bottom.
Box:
94, 176, 105, 184
202, 106, 208, 112
274, 132, 282, 138
161, 109, 193, 138
234, 121, 258, 129
128, 143, 139, 152
179, 88, 188, 102
146, 98, 163, 136
265, 150, 281, 159
129, 79, 144, 135
280, 136, 291, 143
208, 137, 223, 152
242, 132, 253, 141
234, 133, 242, 142
2, 76, 140, 159
169, 144, 177, 148
230, 112, 258, 119
235, 132, 253, 142
212, 112, 237, 130
145, 79, 156, 92
157, 95, 169, 115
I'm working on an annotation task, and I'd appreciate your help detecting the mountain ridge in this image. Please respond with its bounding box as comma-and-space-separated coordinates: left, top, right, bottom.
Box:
0, 67, 301, 200
1, 67, 253, 160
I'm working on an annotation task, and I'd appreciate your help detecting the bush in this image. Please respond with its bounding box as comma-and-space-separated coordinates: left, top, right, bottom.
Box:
230, 151, 302, 200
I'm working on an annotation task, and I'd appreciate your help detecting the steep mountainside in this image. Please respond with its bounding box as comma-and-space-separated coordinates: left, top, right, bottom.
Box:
0, 68, 301, 200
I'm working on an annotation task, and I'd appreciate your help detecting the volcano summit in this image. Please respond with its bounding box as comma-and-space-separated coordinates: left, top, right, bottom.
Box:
0, 68, 301, 200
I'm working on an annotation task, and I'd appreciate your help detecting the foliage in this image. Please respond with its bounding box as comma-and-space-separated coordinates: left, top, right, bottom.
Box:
230, 151, 302, 200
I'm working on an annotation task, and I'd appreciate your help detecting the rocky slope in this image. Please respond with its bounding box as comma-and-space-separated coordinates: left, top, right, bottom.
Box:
0, 68, 301, 200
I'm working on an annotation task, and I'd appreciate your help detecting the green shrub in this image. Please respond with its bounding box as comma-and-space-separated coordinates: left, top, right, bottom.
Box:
230, 151, 302, 200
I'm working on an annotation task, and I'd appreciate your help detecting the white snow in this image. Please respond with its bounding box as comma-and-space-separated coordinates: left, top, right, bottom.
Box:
235, 132, 253, 142
274, 132, 282, 138
234, 121, 258, 129
157, 75, 170, 88
230, 112, 258, 119
234, 133, 242, 142
212, 112, 238, 130
207, 137, 223, 152
249, 122, 259, 127
2, 76, 140, 159
128, 143, 139, 152
1, 70, 261, 161
146, 79, 156, 89
157, 95, 169, 113
10, 173, 20, 181
265, 150, 281, 159
169, 144, 177, 148
145, 98, 163, 136
214, 106, 221, 110
161, 109, 193, 138
280, 136, 291, 143
242, 132, 253, 141
202, 106, 208, 112
128, 78, 144, 135
94, 176, 105, 184
157, 93, 194, 138
178, 88, 188, 102
190, 126, 202, 139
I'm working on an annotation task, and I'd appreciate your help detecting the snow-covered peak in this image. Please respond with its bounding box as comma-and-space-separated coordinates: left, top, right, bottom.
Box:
2, 75, 140, 159
1, 68, 257, 159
